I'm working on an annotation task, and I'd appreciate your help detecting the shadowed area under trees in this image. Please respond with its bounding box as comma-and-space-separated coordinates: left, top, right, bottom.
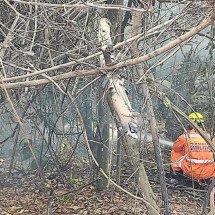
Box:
0, 0, 215, 214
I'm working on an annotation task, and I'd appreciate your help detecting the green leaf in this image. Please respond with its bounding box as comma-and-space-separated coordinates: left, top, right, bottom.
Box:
67, 177, 84, 184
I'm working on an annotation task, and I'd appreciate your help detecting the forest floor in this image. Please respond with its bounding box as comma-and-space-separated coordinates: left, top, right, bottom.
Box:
0, 145, 210, 215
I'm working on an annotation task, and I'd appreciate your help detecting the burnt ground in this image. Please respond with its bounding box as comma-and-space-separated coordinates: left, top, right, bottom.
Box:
0, 145, 211, 215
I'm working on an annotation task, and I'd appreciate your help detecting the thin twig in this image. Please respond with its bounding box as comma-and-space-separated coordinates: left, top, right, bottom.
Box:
12, 1, 148, 12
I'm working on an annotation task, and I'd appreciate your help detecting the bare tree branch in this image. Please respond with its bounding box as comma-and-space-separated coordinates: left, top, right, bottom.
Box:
11, 0, 149, 12
1, 9, 214, 90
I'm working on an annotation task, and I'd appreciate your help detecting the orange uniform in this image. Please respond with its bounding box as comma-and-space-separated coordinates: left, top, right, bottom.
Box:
171, 129, 215, 180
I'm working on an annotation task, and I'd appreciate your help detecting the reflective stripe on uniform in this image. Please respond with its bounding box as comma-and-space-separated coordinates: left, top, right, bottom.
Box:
171, 154, 189, 168
183, 132, 210, 138
186, 157, 214, 164
171, 157, 214, 168
183, 133, 201, 138
171, 163, 180, 167
189, 133, 201, 138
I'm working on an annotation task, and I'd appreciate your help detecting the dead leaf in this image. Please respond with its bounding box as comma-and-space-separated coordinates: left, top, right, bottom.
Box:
67, 205, 83, 210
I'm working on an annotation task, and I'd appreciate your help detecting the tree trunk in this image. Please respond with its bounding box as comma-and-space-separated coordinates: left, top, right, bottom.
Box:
116, 132, 122, 184
81, 94, 97, 180
130, 10, 169, 215
98, 18, 160, 214
107, 78, 159, 215
95, 86, 110, 191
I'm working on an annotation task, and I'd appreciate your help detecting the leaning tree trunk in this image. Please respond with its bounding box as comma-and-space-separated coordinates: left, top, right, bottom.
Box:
130, 9, 169, 215
106, 0, 124, 184
98, 18, 159, 215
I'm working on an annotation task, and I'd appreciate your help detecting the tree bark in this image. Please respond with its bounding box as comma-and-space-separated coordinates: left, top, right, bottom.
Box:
130, 10, 169, 215
116, 132, 122, 184
99, 18, 160, 214
107, 81, 159, 215
95, 87, 110, 191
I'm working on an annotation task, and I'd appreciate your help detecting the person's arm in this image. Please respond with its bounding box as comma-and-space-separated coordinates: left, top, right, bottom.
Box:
173, 135, 186, 152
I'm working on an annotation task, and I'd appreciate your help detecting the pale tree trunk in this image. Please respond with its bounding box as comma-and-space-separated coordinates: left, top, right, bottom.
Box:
98, 18, 160, 215
130, 9, 169, 215
106, 0, 124, 184
107, 77, 159, 215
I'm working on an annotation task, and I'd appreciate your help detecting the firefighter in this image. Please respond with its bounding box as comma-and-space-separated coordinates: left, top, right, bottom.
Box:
171, 112, 215, 180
